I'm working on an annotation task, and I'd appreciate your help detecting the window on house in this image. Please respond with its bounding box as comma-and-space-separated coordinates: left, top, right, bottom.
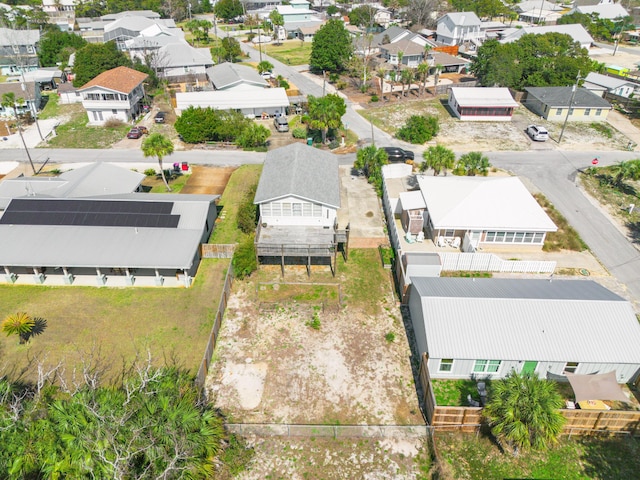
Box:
584, 108, 591, 115
444, 229, 455, 238
303, 203, 311, 216
271, 203, 281, 216
564, 362, 579, 374
473, 360, 501, 373
292, 203, 302, 216
281, 203, 291, 216
313, 204, 322, 217
595, 109, 602, 116
261, 204, 270, 216
12, 45, 19, 54
568, 108, 574, 115
26, 45, 34, 54
439, 359, 454, 372
112, 109, 117, 115
556, 108, 562, 115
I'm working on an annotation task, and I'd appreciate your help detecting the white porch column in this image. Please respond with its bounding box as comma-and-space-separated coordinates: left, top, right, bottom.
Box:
125, 268, 135, 286
62, 266, 74, 285
4, 266, 16, 283
96, 267, 106, 285
33, 267, 45, 284
154, 268, 164, 286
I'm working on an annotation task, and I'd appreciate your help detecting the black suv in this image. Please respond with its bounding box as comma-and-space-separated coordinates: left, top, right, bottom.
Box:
383, 147, 415, 162
154, 111, 166, 123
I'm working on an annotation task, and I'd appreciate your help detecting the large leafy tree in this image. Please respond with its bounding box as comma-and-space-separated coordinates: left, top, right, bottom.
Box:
421, 145, 455, 176
558, 12, 635, 42
397, 115, 439, 144
309, 19, 353, 73
73, 42, 131, 87
307, 93, 346, 143
471, 34, 601, 90
142, 133, 175, 192
221, 36, 242, 62
349, 5, 375, 27
213, 0, 243, 21
483, 371, 565, 454
38, 30, 87, 67
354, 145, 388, 196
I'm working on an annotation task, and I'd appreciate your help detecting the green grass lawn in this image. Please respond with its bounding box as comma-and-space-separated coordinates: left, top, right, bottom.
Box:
38, 91, 61, 119
535, 193, 589, 252
436, 432, 640, 479
209, 164, 262, 244
44, 103, 130, 149
0, 259, 229, 385
263, 41, 312, 66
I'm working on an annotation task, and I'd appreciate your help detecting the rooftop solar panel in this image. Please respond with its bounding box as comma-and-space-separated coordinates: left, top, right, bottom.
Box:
0, 198, 180, 229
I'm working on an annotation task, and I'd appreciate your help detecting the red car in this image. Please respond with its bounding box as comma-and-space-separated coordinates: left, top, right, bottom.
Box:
127, 128, 143, 139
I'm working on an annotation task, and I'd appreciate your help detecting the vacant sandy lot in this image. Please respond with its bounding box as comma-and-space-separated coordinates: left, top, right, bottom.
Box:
207, 281, 422, 426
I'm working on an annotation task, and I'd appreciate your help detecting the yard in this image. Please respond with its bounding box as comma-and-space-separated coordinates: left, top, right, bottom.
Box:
263, 40, 312, 66
0, 166, 240, 385
359, 96, 632, 152
207, 249, 421, 425
435, 432, 640, 479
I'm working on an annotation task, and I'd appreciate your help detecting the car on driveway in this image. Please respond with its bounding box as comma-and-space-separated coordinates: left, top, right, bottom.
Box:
383, 147, 415, 162
526, 125, 549, 142
137, 125, 149, 135
127, 128, 143, 139
154, 111, 166, 123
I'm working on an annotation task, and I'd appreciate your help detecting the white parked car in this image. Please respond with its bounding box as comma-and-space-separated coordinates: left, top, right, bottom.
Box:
261, 71, 272, 80
526, 125, 549, 142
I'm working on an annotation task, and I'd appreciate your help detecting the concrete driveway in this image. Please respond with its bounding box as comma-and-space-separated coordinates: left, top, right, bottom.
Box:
604, 111, 640, 150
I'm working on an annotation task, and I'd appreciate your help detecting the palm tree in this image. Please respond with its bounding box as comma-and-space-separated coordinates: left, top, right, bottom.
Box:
457, 151, 492, 176
142, 133, 175, 192
417, 62, 429, 96
388, 70, 397, 96
401, 68, 414, 98
421, 145, 456, 176
608, 159, 640, 187
2, 312, 35, 344
397, 68, 406, 100
433, 63, 444, 93
257, 60, 274, 76
376, 67, 387, 97
483, 371, 565, 455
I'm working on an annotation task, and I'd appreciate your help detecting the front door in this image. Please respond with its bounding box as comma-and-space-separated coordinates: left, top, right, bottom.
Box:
522, 361, 538, 375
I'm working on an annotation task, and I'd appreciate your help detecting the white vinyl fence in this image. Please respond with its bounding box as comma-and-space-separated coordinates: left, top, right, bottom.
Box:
439, 253, 556, 274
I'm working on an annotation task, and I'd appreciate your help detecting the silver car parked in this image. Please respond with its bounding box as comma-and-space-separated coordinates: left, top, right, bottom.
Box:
526, 125, 549, 142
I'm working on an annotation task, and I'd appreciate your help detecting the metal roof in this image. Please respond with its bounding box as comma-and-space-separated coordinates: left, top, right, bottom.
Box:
411, 277, 640, 364
416, 175, 557, 232
254, 143, 340, 208
176, 88, 289, 112
450, 87, 518, 107
501, 24, 594, 47
583, 72, 634, 90
0, 195, 216, 269
158, 43, 213, 68
206, 62, 267, 90
525, 86, 612, 109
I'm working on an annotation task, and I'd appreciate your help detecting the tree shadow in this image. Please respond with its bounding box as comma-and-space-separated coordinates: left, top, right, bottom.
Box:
25, 317, 47, 342
579, 436, 640, 479
626, 221, 640, 244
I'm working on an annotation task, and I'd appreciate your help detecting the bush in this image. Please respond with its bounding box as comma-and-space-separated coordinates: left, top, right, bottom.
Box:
104, 117, 125, 128
292, 127, 307, 139
385, 332, 395, 343
232, 234, 257, 279
237, 184, 258, 234
370, 94, 378, 102
335, 80, 347, 90
144, 168, 156, 176
236, 123, 270, 148
396, 115, 439, 144
328, 139, 339, 149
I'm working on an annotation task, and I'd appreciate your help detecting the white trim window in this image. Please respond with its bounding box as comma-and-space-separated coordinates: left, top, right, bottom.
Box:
439, 358, 453, 372
484, 231, 544, 245
473, 359, 501, 374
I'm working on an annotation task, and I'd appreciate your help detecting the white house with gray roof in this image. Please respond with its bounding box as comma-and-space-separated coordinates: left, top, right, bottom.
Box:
155, 43, 213, 80
524, 86, 612, 121
206, 63, 268, 91
254, 143, 340, 228
583, 72, 638, 98
436, 12, 483, 46
408, 277, 640, 382
0, 163, 218, 287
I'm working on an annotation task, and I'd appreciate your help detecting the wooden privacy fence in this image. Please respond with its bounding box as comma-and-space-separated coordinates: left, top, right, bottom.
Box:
201, 243, 237, 258
439, 252, 556, 274
195, 265, 234, 392
226, 423, 428, 438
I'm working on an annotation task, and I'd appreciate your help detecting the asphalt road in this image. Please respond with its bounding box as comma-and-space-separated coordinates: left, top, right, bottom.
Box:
490, 150, 640, 303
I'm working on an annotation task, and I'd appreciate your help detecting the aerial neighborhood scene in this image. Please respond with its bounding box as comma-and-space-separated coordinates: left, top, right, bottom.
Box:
2, 0, 640, 476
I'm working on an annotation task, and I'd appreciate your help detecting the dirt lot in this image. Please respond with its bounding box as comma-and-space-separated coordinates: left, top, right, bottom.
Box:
181, 166, 236, 194
362, 97, 631, 152
208, 279, 422, 425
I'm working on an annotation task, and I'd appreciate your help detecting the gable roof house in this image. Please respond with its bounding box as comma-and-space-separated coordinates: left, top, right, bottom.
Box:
500, 24, 594, 49
78, 66, 148, 125
379, 39, 426, 68
154, 43, 213, 81
0, 81, 41, 118
0, 163, 219, 287
570, 3, 629, 20
415, 175, 557, 251
583, 72, 638, 98
206, 62, 268, 91
524, 86, 612, 121
515, 0, 564, 24
0, 27, 40, 75
448, 87, 518, 121
408, 277, 640, 383
430, 51, 471, 73
436, 12, 483, 47
175, 87, 288, 117
253, 143, 345, 274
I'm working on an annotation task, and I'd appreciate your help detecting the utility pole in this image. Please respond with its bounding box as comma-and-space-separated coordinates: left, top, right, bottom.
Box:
559, 71, 581, 143
322, 70, 326, 96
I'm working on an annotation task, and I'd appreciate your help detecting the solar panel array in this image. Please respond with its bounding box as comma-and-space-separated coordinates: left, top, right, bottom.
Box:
0, 198, 180, 229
